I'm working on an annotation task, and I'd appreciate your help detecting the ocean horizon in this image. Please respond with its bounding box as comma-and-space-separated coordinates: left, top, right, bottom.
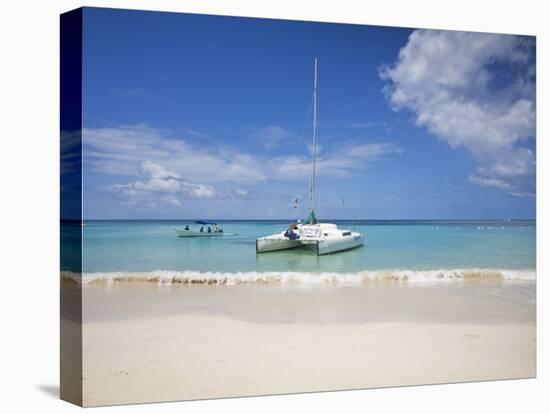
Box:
79, 218, 536, 223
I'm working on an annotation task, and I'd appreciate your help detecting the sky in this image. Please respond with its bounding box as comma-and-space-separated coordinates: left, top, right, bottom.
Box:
79, 7, 536, 220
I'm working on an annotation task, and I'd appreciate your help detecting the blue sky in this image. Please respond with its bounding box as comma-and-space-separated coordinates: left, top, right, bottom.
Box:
80, 7, 536, 220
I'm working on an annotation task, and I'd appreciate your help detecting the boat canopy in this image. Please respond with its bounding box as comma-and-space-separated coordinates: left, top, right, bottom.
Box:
302, 211, 318, 225
195, 220, 218, 225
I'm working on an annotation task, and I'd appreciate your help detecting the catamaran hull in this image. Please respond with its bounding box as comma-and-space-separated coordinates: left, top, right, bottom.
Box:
256, 231, 363, 255
316, 233, 364, 255
256, 236, 303, 253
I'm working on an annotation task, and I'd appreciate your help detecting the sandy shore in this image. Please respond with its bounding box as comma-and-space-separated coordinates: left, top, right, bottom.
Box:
80, 283, 535, 406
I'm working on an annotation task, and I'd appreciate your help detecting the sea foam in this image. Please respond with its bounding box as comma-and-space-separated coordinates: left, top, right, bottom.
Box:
61, 268, 536, 287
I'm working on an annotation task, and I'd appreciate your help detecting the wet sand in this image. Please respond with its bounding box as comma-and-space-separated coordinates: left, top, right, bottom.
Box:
80, 282, 536, 406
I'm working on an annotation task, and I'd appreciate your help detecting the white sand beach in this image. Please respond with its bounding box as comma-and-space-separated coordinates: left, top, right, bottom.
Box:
78, 282, 536, 406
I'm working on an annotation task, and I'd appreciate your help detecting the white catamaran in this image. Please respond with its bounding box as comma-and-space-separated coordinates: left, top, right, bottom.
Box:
256, 58, 364, 256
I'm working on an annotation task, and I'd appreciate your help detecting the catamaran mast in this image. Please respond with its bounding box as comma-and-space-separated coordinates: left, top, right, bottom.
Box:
309, 57, 318, 214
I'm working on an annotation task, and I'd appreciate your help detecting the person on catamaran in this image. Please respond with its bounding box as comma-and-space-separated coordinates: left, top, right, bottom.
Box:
284, 223, 300, 240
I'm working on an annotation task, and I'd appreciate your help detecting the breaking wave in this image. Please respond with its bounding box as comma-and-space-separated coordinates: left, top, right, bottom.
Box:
61, 268, 535, 287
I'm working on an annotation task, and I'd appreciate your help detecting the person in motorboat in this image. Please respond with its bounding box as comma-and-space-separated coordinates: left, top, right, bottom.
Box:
184, 225, 190, 231
200, 226, 204, 232
207, 226, 212, 233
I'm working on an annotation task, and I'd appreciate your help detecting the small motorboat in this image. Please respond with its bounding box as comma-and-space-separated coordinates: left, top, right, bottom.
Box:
176, 221, 224, 237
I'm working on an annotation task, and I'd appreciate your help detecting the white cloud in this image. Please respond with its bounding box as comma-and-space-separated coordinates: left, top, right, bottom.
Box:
84, 124, 266, 183
509, 191, 535, 198
271, 142, 402, 179
133, 161, 182, 194
107, 160, 215, 206
468, 174, 513, 190
85, 124, 400, 181
381, 29, 535, 195
162, 196, 182, 207
249, 125, 295, 149
84, 124, 401, 207
138, 160, 178, 179
183, 182, 216, 198
344, 142, 403, 159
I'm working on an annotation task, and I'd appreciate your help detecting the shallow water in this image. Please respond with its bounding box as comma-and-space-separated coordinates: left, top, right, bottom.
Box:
71, 220, 535, 274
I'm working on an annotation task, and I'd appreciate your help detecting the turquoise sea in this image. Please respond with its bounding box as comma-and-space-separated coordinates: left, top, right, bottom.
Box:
61, 220, 536, 280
